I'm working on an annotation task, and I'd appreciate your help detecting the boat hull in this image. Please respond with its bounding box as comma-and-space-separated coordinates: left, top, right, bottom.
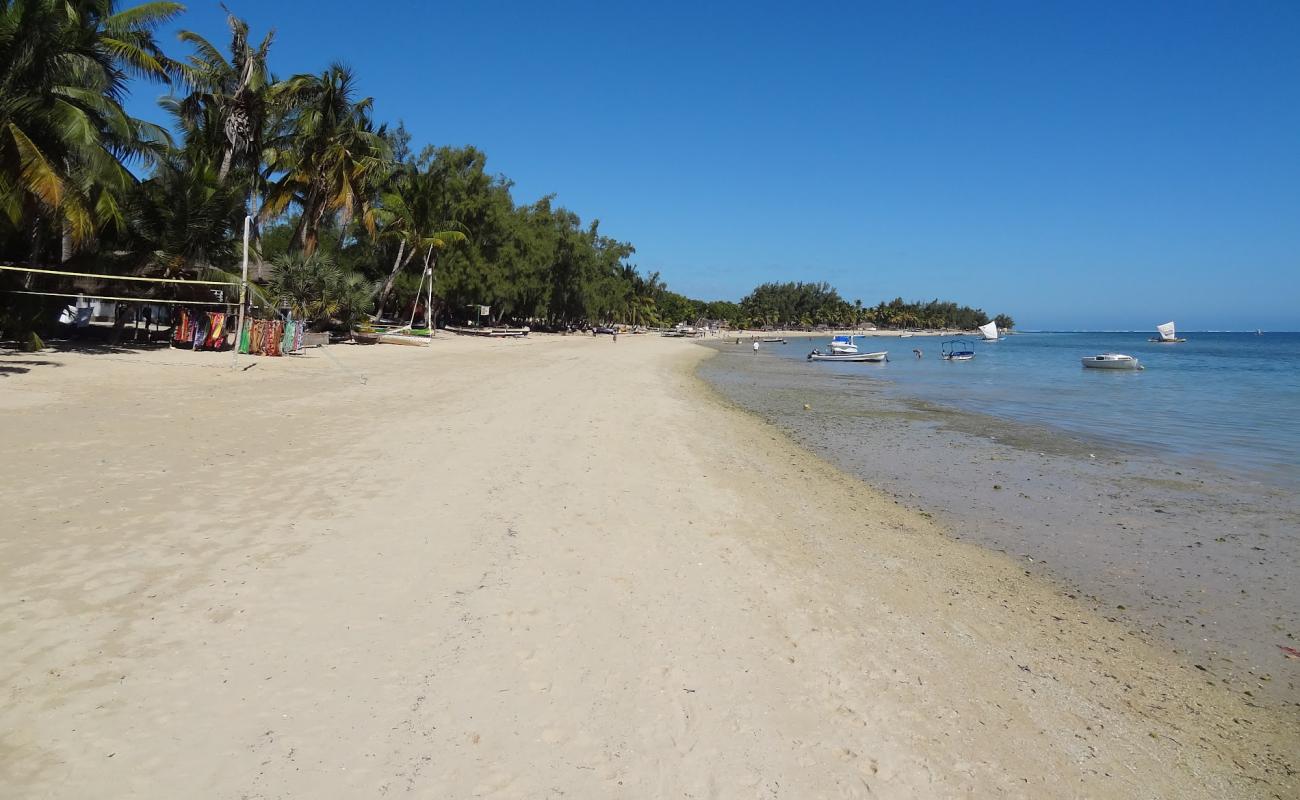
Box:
1082, 356, 1143, 370
445, 325, 529, 338
809, 350, 888, 362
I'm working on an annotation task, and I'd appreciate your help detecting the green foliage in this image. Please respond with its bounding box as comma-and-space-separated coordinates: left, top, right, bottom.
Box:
0, 0, 178, 261
266, 251, 373, 329
126, 153, 243, 274
867, 297, 996, 330
740, 281, 847, 328
261, 63, 393, 255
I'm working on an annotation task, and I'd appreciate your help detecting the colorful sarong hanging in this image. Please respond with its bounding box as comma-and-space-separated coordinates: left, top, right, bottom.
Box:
204, 312, 226, 349
192, 313, 208, 348
173, 309, 193, 345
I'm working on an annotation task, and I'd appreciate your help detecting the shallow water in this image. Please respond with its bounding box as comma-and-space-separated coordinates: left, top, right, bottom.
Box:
697, 334, 1300, 709
762, 331, 1300, 487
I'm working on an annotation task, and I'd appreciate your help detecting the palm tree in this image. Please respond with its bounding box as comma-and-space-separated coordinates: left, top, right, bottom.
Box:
371, 165, 466, 317
261, 62, 393, 256
126, 152, 243, 277
170, 6, 274, 186
0, 0, 179, 262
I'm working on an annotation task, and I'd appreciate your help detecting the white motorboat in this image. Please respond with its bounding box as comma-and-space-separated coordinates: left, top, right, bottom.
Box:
978, 321, 1000, 341
1082, 353, 1143, 370
940, 339, 975, 361
808, 349, 888, 363
829, 334, 859, 354
1149, 321, 1185, 343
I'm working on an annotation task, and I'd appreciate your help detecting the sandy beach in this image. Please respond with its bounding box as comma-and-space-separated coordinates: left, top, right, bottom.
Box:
1, 334, 1295, 798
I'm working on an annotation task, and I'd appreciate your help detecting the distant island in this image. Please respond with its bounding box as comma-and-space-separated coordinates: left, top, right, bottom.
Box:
657, 281, 1012, 332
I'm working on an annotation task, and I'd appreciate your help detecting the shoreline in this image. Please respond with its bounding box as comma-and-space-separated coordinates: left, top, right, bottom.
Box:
1, 336, 1295, 797
695, 337, 1300, 712
705, 328, 957, 340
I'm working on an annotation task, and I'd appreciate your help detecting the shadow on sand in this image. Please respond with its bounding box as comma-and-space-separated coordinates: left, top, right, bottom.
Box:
0, 330, 174, 376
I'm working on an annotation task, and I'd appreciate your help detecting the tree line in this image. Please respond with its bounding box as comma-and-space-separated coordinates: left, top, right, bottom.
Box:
0, 1, 1011, 338
656, 282, 1013, 331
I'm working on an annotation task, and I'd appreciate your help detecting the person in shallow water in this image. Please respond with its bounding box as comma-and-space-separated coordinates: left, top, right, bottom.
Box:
752, 341, 760, 353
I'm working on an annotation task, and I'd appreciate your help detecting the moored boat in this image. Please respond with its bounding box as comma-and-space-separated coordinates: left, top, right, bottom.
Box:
1149, 321, 1185, 343
829, 334, 859, 354
940, 339, 975, 360
808, 349, 888, 362
1082, 352, 1143, 370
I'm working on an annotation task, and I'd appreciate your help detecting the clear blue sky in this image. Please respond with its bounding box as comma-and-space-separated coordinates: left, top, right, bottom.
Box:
126, 0, 1300, 330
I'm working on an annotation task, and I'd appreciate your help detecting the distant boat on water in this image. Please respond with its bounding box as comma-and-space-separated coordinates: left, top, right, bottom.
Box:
1149, 321, 1186, 343
978, 321, 1000, 341
1082, 353, 1143, 370
941, 339, 975, 361
808, 349, 888, 362
829, 334, 860, 354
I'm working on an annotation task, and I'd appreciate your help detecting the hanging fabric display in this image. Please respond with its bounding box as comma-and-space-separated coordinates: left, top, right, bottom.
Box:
233, 318, 300, 357
191, 312, 208, 348
203, 312, 226, 349
172, 308, 193, 346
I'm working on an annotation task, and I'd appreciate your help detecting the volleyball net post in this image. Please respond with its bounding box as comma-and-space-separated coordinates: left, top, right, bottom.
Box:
233, 216, 251, 369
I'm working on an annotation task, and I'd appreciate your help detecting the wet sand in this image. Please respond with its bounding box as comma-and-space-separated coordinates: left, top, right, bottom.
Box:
698, 339, 1300, 712
1, 335, 1296, 798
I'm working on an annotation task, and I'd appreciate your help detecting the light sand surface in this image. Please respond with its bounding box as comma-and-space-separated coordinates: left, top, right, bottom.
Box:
1, 335, 1294, 799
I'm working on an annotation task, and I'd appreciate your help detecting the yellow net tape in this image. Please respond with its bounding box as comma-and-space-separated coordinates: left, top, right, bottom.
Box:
0, 264, 233, 286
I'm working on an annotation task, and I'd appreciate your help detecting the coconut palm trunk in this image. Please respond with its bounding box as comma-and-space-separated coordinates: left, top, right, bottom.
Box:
373, 239, 420, 318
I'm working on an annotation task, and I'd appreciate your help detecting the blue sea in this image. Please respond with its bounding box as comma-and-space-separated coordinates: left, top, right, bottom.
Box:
757, 331, 1300, 486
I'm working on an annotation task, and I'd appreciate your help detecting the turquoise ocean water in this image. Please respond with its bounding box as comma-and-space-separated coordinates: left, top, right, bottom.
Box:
758, 331, 1299, 487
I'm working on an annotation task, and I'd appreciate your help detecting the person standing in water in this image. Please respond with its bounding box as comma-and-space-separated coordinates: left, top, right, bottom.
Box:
752, 341, 760, 353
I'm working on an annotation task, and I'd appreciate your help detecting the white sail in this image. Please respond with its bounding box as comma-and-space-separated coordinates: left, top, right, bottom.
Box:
1156, 321, 1176, 341
978, 321, 999, 340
